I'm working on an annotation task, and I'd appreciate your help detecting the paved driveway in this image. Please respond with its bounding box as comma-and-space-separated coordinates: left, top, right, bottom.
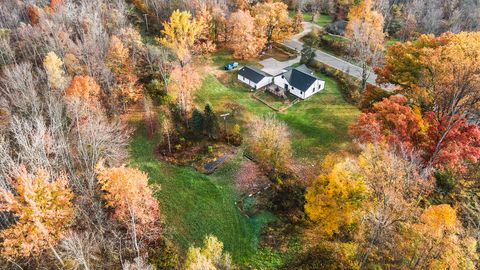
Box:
259, 56, 300, 76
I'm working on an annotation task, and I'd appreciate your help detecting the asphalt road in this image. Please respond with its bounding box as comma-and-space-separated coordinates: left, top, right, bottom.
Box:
282, 22, 390, 89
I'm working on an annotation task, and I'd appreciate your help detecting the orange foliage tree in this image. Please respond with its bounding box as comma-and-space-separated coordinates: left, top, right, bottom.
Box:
65, 75, 101, 102
252, 2, 293, 48
95, 163, 161, 256
168, 64, 201, 120
228, 10, 265, 59
106, 36, 142, 109
0, 168, 74, 265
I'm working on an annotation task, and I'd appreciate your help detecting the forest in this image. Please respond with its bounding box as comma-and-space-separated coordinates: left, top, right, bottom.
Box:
0, 0, 479, 269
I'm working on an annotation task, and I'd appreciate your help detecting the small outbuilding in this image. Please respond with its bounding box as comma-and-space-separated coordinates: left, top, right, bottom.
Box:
237, 66, 272, 90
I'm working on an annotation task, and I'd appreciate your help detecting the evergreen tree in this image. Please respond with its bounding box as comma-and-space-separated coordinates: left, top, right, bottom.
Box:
301, 44, 316, 65
191, 108, 204, 136
204, 103, 218, 139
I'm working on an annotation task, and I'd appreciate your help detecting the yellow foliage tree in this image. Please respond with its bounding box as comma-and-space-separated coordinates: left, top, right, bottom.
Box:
184, 235, 233, 270
247, 115, 292, 174
43, 51, 66, 90
0, 168, 74, 265
404, 205, 478, 269
345, 0, 385, 91
305, 160, 367, 236
156, 10, 203, 66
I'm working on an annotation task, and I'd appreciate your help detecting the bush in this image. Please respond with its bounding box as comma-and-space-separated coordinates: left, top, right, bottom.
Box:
434, 170, 457, 193
145, 79, 167, 104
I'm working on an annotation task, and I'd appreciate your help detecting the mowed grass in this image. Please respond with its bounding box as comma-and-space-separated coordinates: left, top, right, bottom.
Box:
197, 56, 359, 160
129, 125, 276, 263
289, 11, 333, 27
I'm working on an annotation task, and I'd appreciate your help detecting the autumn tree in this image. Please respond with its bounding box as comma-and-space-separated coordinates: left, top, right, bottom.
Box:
156, 10, 202, 66
349, 95, 425, 151
377, 32, 480, 169
168, 64, 201, 121
305, 158, 367, 236
96, 163, 161, 257
252, 2, 293, 48
43, 51, 67, 90
247, 115, 292, 175
292, 10, 304, 34
355, 144, 433, 268
65, 75, 101, 102
106, 35, 142, 109
228, 10, 264, 59
184, 235, 233, 270
194, 4, 217, 54
0, 168, 74, 266
345, 0, 385, 91
402, 205, 478, 269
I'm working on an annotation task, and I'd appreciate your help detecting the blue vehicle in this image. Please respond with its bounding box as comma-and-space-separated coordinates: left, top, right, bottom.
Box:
224, 62, 239, 70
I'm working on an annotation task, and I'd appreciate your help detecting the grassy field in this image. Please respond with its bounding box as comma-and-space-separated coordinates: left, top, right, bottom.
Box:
129, 125, 277, 265
198, 52, 359, 160
128, 48, 358, 267
289, 11, 333, 27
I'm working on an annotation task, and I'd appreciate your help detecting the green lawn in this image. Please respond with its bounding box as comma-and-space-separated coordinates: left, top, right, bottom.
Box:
289, 11, 333, 27
197, 54, 359, 160
129, 49, 358, 267
129, 125, 277, 265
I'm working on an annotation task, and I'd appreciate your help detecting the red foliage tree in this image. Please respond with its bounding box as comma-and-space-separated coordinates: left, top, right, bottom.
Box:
422, 113, 480, 172
349, 95, 424, 151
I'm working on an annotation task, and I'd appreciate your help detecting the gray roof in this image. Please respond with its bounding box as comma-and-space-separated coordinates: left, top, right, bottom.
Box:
283, 65, 320, 91
237, 66, 269, 83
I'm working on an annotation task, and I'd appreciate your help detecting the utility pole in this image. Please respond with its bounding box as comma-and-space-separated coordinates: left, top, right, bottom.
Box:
220, 113, 230, 144
144, 14, 149, 32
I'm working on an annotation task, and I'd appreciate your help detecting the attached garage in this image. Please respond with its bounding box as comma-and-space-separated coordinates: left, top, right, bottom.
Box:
237, 66, 272, 90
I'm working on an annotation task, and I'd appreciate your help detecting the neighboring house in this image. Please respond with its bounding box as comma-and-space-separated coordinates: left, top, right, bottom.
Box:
237, 64, 325, 99
237, 66, 272, 90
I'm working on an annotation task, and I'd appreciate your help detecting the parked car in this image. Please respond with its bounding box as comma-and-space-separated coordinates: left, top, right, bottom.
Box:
224, 62, 239, 70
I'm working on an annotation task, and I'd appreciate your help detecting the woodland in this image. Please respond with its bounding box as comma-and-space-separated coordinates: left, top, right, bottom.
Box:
0, 0, 479, 269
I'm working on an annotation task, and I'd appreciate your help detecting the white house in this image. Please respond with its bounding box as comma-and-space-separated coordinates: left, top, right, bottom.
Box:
237, 66, 272, 90
237, 64, 325, 99
272, 65, 325, 99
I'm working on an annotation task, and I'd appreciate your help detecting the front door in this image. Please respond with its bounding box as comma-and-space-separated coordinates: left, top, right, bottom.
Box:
285, 84, 288, 90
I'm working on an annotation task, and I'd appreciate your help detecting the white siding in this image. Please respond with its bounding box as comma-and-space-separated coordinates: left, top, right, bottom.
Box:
237, 74, 271, 89
273, 75, 326, 99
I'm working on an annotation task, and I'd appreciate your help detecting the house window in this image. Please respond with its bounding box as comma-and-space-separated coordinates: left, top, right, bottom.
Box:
282, 75, 285, 79
300, 91, 303, 95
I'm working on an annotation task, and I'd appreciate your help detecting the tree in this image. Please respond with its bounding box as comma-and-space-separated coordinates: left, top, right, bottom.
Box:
43, 51, 67, 90
168, 64, 201, 120
161, 107, 174, 154
191, 108, 204, 136
194, 4, 217, 54
106, 36, 142, 109
227, 10, 264, 59
305, 159, 367, 236
345, 0, 385, 92
292, 10, 304, 34
95, 163, 161, 257
204, 103, 218, 139
402, 205, 478, 269
355, 144, 434, 268
300, 44, 316, 65
65, 75, 101, 102
247, 115, 292, 174
253, 2, 293, 48
184, 235, 233, 270
349, 95, 425, 151
0, 168, 74, 266
156, 10, 203, 66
